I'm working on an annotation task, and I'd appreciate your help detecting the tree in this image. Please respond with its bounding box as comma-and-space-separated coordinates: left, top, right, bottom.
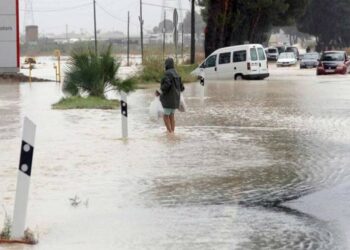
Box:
201, 0, 309, 57
181, 11, 205, 38
297, 0, 350, 51
152, 19, 174, 34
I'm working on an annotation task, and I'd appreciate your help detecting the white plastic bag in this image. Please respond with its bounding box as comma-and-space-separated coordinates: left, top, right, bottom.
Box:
149, 96, 164, 121
178, 93, 187, 112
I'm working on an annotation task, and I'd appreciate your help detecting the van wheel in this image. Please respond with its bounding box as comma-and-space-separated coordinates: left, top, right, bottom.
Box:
235, 74, 243, 80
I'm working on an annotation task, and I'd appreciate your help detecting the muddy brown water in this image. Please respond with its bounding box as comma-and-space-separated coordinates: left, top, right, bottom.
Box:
1, 66, 350, 249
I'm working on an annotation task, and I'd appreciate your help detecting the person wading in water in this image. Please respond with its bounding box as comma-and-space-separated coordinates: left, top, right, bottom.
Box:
156, 58, 185, 133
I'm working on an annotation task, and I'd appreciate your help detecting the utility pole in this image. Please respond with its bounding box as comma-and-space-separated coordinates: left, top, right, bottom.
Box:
190, 0, 195, 64
163, 11, 166, 60
139, 0, 144, 63
181, 23, 184, 60
93, 0, 97, 55
173, 9, 178, 64
127, 11, 130, 66
66, 24, 69, 43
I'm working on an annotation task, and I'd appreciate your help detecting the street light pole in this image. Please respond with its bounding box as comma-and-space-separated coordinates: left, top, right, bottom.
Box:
127, 11, 130, 66
93, 0, 97, 55
163, 11, 166, 60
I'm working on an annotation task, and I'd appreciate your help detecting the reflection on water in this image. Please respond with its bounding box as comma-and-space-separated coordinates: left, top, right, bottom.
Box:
0, 83, 20, 140
0, 71, 350, 249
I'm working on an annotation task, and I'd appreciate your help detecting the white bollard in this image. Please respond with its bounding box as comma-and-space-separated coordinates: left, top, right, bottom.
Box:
12, 117, 36, 239
120, 91, 128, 139
200, 77, 205, 104
200, 77, 205, 87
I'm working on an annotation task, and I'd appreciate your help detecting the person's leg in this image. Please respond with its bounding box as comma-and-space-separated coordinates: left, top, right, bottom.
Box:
163, 115, 172, 133
170, 113, 175, 132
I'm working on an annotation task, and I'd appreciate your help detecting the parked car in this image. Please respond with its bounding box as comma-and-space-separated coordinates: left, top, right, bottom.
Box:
276, 46, 286, 54
277, 52, 297, 67
317, 51, 350, 75
192, 44, 269, 80
285, 46, 300, 60
266, 47, 279, 61
300, 52, 320, 69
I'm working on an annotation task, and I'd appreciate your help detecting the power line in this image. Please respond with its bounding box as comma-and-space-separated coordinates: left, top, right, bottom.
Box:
143, 2, 187, 12
96, 2, 139, 27
19, 3, 92, 13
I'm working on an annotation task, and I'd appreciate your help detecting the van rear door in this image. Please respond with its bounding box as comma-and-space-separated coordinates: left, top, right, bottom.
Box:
249, 47, 259, 74
257, 47, 268, 75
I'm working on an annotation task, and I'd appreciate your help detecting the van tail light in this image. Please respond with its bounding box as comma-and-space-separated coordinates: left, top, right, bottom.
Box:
247, 62, 251, 70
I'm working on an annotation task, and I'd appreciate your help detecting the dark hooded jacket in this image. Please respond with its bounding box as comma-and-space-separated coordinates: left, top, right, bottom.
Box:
160, 58, 185, 109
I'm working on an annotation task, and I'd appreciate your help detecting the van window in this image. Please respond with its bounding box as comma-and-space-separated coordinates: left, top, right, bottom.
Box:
250, 48, 258, 61
257, 48, 266, 60
219, 52, 231, 64
233, 50, 246, 62
206, 55, 217, 68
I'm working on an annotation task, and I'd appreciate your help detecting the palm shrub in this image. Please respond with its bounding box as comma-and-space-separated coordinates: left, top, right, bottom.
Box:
63, 45, 137, 98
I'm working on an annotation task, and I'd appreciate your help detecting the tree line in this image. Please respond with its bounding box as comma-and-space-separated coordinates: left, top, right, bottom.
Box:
198, 0, 350, 56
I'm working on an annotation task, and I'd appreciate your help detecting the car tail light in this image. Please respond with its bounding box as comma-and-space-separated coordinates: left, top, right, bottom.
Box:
247, 62, 251, 70
318, 61, 323, 67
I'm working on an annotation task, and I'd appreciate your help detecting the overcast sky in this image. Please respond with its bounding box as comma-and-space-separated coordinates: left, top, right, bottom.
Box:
19, 0, 192, 36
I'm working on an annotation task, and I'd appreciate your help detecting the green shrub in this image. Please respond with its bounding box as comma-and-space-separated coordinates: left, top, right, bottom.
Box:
0, 213, 11, 240
139, 56, 198, 84
63, 45, 137, 98
177, 64, 198, 83
139, 56, 164, 83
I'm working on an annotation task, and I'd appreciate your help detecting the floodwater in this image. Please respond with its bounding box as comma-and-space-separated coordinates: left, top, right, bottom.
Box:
1, 63, 350, 249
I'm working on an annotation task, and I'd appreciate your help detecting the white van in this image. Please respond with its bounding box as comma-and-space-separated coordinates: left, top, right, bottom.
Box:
194, 44, 269, 80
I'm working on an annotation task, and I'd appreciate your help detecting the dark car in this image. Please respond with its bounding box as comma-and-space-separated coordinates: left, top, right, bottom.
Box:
266, 47, 279, 61
285, 46, 300, 60
317, 51, 350, 75
300, 52, 319, 69
276, 46, 286, 54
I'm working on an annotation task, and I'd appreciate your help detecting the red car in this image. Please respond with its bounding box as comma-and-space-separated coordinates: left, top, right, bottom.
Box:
317, 51, 350, 75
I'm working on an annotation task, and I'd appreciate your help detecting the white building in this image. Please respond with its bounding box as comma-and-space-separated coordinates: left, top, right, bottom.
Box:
0, 0, 19, 73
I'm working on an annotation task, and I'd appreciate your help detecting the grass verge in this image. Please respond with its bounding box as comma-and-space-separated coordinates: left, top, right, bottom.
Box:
52, 96, 119, 110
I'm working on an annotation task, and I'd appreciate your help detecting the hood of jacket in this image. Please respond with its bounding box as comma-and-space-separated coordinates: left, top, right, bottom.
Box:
165, 58, 175, 70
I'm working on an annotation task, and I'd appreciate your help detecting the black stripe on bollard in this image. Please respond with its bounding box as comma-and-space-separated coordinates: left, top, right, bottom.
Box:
200, 77, 205, 86
121, 100, 128, 117
19, 141, 34, 177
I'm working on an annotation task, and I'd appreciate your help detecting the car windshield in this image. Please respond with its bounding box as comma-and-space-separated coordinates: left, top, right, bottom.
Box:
303, 53, 318, 59
268, 49, 277, 53
286, 48, 296, 53
277, 47, 285, 53
279, 53, 294, 59
321, 52, 345, 61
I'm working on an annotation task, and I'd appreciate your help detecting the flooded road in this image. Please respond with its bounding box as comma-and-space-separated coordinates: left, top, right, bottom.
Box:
1, 65, 350, 249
